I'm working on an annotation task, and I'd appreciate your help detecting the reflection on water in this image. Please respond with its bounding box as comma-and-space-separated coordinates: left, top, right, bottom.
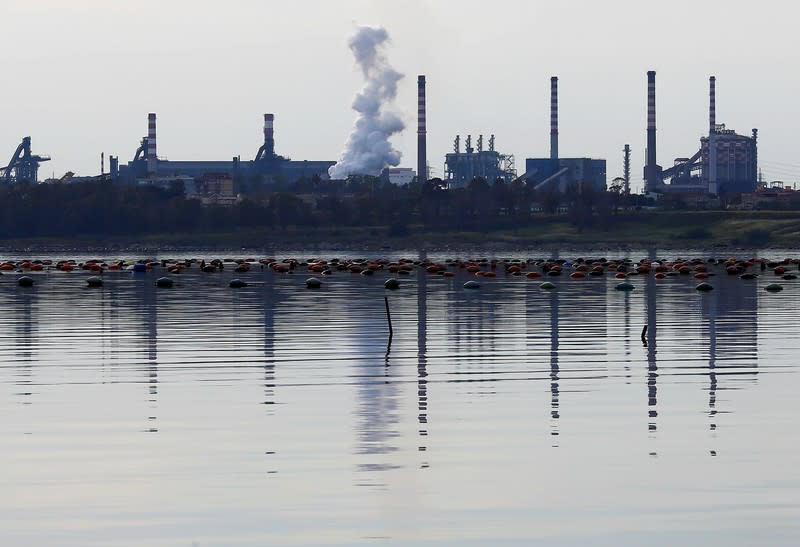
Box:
0, 256, 797, 546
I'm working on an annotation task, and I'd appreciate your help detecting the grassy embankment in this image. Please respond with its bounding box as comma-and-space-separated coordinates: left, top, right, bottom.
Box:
1, 211, 799, 251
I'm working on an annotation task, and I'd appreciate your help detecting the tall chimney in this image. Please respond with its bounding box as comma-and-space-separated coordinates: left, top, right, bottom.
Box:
264, 113, 275, 157
417, 75, 427, 183
147, 113, 157, 175
709, 76, 716, 134
708, 76, 718, 193
644, 71, 658, 192
623, 144, 631, 195
550, 76, 558, 166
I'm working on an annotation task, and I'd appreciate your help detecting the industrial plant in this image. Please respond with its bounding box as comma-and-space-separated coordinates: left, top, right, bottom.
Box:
113, 113, 335, 186
1, 137, 50, 184
519, 77, 607, 193
644, 71, 758, 195
0, 67, 769, 209
444, 134, 517, 187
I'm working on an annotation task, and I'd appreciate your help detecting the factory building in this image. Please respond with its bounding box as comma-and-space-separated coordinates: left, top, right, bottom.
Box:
644, 73, 758, 195
381, 167, 416, 186
115, 113, 334, 187
524, 157, 607, 193
521, 77, 607, 193
444, 134, 516, 187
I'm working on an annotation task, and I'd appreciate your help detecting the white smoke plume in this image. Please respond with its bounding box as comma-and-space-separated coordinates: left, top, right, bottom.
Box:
328, 26, 405, 179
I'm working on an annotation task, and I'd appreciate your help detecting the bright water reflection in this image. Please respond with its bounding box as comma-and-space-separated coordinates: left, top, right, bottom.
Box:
0, 256, 798, 546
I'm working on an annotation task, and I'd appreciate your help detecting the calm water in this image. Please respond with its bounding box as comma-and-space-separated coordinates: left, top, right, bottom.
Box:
1, 253, 799, 546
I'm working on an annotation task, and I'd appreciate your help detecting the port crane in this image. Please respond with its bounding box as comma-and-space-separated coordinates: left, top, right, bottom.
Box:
1, 137, 50, 184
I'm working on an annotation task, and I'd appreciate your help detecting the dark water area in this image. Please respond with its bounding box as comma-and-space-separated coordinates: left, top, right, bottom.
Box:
0, 254, 798, 545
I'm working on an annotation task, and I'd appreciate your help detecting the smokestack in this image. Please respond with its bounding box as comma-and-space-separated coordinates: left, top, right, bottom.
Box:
709, 76, 716, 134
623, 144, 631, 195
644, 71, 659, 192
708, 76, 718, 193
417, 75, 427, 183
550, 76, 558, 166
264, 113, 275, 157
147, 113, 157, 175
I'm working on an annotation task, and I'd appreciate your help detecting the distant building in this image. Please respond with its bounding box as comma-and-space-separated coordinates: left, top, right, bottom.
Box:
115, 113, 335, 188
444, 134, 516, 188
381, 167, 415, 186
194, 173, 238, 206
523, 157, 607, 193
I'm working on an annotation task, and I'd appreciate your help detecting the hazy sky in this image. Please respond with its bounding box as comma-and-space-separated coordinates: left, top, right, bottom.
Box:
2, 0, 798, 191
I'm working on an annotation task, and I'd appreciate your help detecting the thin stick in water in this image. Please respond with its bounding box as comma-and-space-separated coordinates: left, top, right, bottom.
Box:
384, 296, 393, 339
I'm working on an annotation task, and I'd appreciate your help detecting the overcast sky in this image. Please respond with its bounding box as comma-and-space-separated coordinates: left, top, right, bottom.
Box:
1, 0, 798, 191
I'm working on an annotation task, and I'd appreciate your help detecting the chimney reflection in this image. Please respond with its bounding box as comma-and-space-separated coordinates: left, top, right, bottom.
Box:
14, 285, 37, 405
548, 289, 560, 445
417, 262, 429, 467
263, 281, 276, 410
134, 277, 158, 432
645, 274, 658, 437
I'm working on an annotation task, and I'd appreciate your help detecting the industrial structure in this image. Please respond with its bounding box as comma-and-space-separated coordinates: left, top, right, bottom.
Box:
444, 134, 517, 187
1, 137, 50, 184
522, 76, 607, 192
115, 113, 334, 186
417, 75, 427, 183
643, 72, 758, 195
623, 144, 631, 195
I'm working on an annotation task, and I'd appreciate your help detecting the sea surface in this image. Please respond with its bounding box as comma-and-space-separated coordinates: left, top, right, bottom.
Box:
1, 251, 798, 546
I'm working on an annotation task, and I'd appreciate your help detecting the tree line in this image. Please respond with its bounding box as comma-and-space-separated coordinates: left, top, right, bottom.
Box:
0, 177, 656, 239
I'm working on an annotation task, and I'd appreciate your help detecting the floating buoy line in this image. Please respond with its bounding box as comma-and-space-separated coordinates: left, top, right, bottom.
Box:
0, 256, 793, 297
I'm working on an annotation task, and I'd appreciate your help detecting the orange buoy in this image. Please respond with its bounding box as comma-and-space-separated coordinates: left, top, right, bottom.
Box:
615, 272, 627, 279
655, 273, 666, 279
569, 272, 586, 280
526, 272, 541, 279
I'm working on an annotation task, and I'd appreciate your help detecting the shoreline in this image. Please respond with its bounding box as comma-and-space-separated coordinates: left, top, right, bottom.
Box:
0, 210, 797, 255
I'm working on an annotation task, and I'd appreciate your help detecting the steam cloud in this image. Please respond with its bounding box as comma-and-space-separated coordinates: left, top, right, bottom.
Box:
328, 26, 405, 179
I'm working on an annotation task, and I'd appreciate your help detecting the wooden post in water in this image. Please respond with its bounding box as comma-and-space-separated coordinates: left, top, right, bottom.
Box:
641, 324, 648, 346
384, 296, 394, 340
384, 296, 394, 363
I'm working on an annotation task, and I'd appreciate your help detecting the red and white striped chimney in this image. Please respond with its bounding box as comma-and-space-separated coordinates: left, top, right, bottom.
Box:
417, 75, 427, 183
644, 71, 658, 192
550, 76, 558, 165
708, 76, 718, 192
264, 113, 275, 157
147, 113, 157, 174
709, 76, 716, 135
